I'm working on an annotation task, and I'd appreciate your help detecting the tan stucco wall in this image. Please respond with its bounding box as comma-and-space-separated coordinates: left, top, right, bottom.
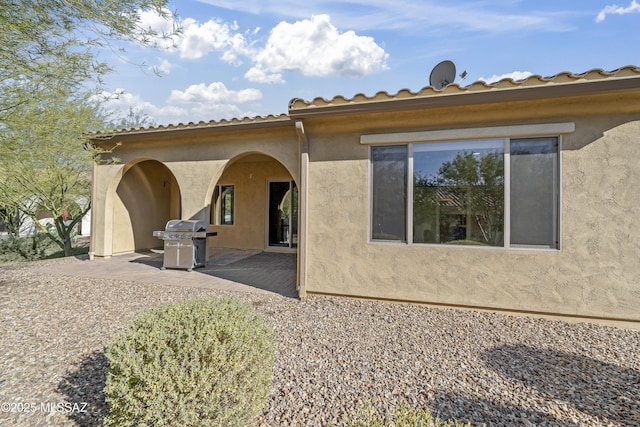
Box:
210, 157, 293, 250
90, 88, 640, 325
302, 95, 640, 324
91, 125, 299, 257
111, 160, 179, 254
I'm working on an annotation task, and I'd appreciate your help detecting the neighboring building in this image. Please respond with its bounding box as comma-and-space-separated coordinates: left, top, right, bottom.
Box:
0, 204, 90, 239
90, 66, 640, 328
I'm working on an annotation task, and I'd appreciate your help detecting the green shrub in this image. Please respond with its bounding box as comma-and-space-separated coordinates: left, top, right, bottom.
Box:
0, 233, 87, 262
104, 297, 275, 427
0, 233, 55, 261
348, 402, 473, 427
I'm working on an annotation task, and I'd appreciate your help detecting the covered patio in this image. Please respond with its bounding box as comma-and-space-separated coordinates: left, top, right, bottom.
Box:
34, 249, 297, 298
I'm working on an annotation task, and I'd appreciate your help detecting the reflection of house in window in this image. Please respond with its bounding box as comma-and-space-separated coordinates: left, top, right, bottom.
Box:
371, 137, 559, 249
211, 185, 234, 225
413, 140, 505, 247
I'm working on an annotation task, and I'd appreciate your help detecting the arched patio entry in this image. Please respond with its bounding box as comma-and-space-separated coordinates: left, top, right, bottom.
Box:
111, 159, 181, 254
207, 152, 297, 253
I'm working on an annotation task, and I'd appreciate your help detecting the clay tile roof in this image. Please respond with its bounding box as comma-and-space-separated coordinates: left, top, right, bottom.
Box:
90, 113, 292, 138
91, 66, 640, 138
287, 65, 640, 113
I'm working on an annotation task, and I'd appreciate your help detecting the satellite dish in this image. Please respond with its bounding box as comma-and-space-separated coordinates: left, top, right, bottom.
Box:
429, 60, 457, 89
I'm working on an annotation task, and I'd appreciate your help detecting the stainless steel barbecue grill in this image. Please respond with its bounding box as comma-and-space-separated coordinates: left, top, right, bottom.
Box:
153, 220, 217, 271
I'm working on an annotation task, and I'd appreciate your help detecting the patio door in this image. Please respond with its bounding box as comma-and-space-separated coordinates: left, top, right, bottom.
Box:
268, 181, 298, 248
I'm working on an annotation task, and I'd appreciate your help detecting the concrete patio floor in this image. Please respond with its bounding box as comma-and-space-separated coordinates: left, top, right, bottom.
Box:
33, 249, 298, 298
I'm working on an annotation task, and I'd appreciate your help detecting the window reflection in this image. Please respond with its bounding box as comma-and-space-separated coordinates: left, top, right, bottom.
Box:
413, 140, 504, 246
371, 146, 407, 241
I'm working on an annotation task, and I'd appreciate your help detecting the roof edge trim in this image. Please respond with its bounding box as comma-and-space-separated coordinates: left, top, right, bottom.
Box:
291, 77, 640, 119
90, 114, 292, 140
360, 122, 575, 145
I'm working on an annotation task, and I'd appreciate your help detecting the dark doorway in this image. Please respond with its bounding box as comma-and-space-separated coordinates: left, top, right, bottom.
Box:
268, 181, 297, 248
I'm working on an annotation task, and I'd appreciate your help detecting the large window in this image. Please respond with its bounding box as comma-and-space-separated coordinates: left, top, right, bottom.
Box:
371, 137, 559, 249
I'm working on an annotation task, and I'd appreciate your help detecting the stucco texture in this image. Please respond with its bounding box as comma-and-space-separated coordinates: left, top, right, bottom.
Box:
89, 84, 640, 325
304, 113, 640, 323
211, 156, 293, 250
90, 125, 299, 257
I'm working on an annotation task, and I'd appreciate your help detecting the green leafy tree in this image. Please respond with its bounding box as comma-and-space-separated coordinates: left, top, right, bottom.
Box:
0, 90, 107, 256
1, 0, 177, 120
0, 0, 178, 257
107, 106, 158, 130
438, 151, 504, 244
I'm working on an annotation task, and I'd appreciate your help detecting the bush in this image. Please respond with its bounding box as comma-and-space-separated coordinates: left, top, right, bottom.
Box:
104, 297, 275, 427
0, 233, 55, 262
348, 403, 474, 427
0, 233, 87, 262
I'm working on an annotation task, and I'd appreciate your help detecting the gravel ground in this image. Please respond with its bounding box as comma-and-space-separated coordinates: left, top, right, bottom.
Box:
1, 257, 639, 427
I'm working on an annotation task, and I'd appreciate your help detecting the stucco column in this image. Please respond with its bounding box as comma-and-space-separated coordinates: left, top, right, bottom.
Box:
88, 163, 98, 260
89, 163, 122, 258
296, 121, 309, 297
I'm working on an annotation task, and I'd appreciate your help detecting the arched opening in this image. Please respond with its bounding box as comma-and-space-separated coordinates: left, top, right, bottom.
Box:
112, 160, 180, 254
209, 152, 297, 252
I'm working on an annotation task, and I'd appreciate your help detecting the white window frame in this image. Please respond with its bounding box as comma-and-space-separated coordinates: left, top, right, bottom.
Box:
366, 123, 572, 250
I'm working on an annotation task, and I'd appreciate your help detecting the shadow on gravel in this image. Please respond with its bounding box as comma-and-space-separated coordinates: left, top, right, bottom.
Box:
427, 390, 573, 426
57, 349, 109, 426
482, 344, 640, 426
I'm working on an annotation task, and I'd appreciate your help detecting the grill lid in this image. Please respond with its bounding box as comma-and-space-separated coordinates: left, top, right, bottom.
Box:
165, 219, 207, 233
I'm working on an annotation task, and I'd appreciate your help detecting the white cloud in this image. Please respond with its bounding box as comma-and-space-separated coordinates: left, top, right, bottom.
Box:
178, 18, 248, 60
168, 82, 262, 104
156, 59, 174, 74
136, 8, 249, 61
97, 89, 188, 126
136, 8, 178, 49
246, 14, 388, 83
98, 83, 263, 126
136, 10, 388, 83
478, 71, 534, 84
189, 103, 260, 121
244, 68, 285, 84
596, 0, 640, 22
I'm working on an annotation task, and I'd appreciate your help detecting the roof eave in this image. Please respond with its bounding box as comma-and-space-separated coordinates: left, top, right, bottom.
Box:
288, 77, 640, 119
90, 115, 294, 141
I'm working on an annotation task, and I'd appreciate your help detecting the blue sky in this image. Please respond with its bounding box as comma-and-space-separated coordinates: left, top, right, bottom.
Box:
99, 0, 640, 126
